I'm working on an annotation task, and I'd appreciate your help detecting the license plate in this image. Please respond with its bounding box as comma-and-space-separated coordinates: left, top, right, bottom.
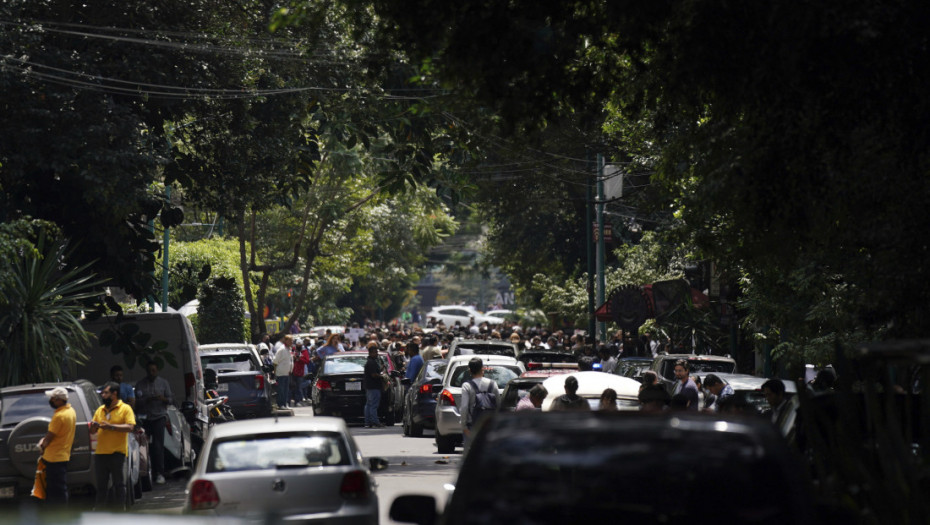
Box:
217, 382, 229, 393
0, 486, 15, 499
345, 382, 361, 391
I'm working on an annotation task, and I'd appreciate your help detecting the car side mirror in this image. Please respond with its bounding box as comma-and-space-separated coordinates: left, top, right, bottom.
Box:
390, 495, 437, 525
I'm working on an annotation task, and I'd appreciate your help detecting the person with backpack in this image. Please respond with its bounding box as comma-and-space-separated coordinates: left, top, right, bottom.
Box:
460, 357, 499, 443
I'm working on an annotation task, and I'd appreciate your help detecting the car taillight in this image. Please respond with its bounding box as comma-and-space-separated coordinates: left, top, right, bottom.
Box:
527, 362, 541, 370
340, 470, 369, 500
190, 479, 220, 510
439, 389, 455, 407
419, 383, 433, 394
316, 379, 332, 391
255, 374, 264, 390
165, 418, 173, 436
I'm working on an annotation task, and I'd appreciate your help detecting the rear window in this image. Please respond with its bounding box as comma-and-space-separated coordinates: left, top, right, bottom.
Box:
0, 390, 91, 427
450, 365, 521, 389
323, 356, 386, 374
424, 362, 448, 381
201, 352, 257, 373
454, 343, 515, 357
207, 431, 350, 472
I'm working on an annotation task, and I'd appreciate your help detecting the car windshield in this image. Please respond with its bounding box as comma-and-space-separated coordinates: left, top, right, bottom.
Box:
453, 422, 799, 524
323, 356, 373, 374
450, 365, 521, 389
201, 353, 255, 373
660, 359, 736, 380
207, 431, 350, 472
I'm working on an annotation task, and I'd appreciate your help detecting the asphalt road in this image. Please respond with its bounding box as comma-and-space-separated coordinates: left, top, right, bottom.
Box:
131, 404, 460, 523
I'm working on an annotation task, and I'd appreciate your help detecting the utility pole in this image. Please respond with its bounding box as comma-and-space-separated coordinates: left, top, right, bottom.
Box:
161, 186, 171, 312
596, 154, 606, 343
586, 154, 595, 339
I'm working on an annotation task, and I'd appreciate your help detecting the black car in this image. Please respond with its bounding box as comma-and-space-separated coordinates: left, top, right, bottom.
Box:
391, 411, 820, 525
613, 356, 654, 382
198, 344, 273, 419
311, 351, 402, 425
402, 359, 448, 437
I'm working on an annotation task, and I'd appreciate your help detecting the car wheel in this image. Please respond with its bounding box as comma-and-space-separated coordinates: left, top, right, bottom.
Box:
436, 432, 455, 454
410, 419, 424, 438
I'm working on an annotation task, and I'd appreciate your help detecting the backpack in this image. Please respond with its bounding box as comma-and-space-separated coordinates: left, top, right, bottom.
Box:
467, 379, 498, 427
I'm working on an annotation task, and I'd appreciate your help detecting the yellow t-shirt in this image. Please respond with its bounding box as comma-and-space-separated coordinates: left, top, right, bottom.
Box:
42, 404, 76, 463
93, 400, 136, 455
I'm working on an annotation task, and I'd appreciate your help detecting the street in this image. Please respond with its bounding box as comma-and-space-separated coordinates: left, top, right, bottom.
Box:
132, 405, 459, 524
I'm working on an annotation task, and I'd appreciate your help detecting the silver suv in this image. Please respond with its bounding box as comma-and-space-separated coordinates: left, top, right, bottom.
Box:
0, 380, 146, 505
434, 355, 524, 454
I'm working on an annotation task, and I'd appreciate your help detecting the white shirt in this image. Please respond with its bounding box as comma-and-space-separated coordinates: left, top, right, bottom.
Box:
273, 342, 293, 376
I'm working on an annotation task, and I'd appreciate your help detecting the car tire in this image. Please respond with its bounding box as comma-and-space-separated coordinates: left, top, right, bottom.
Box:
436, 432, 455, 454
410, 419, 424, 437
8, 417, 52, 478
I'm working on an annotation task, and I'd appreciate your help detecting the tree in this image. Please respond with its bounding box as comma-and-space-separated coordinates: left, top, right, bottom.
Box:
0, 228, 103, 386
197, 276, 247, 344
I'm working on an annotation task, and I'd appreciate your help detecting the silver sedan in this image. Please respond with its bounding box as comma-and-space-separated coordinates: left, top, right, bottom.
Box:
184, 416, 379, 524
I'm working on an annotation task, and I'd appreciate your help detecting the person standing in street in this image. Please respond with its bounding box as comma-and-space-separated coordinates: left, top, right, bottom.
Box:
460, 357, 500, 443
515, 384, 547, 411
135, 361, 173, 485
90, 382, 135, 510
110, 366, 136, 410
291, 340, 311, 406
37, 387, 76, 506
273, 335, 294, 409
672, 360, 700, 411
363, 344, 384, 428
550, 375, 589, 411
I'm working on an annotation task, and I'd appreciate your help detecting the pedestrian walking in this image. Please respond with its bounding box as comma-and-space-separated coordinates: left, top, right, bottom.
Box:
363, 344, 384, 428
671, 360, 699, 411
273, 335, 294, 409
460, 357, 499, 443
550, 376, 589, 411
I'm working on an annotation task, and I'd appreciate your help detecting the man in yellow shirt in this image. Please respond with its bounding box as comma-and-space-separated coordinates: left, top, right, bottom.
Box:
38, 387, 76, 505
90, 381, 135, 510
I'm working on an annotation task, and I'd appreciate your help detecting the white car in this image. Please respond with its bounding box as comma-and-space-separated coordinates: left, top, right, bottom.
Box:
425, 306, 504, 327
434, 354, 525, 454
184, 416, 380, 523
541, 371, 642, 411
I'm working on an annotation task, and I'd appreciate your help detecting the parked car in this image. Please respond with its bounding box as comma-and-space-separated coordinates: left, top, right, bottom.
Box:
711, 373, 798, 412
184, 416, 380, 523
540, 371, 641, 411
613, 356, 654, 382
0, 380, 146, 504
483, 309, 513, 320
198, 343, 273, 419
311, 351, 404, 425
391, 411, 820, 525
650, 353, 738, 392
426, 306, 503, 327
448, 339, 518, 358
403, 359, 449, 437
434, 355, 525, 454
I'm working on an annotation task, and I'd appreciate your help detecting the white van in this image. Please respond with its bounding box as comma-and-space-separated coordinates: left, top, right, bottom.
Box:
70, 312, 207, 453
